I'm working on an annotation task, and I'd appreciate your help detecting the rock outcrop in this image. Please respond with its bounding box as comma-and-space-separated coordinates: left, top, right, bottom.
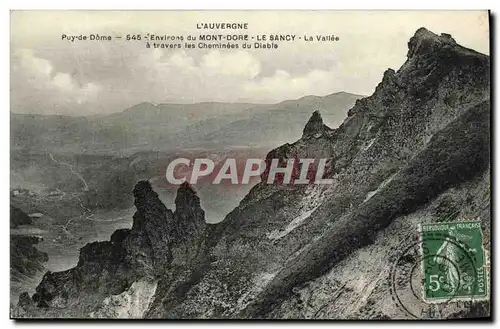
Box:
10, 206, 48, 309
302, 110, 332, 138
11, 205, 32, 228
11, 236, 48, 283
16, 180, 208, 318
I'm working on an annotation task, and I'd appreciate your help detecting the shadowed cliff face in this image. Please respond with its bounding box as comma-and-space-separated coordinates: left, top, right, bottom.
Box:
11, 236, 48, 283
149, 28, 489, 319
15, 28, 490, 319
11, 206, 32, 228
10, 206, 48, 308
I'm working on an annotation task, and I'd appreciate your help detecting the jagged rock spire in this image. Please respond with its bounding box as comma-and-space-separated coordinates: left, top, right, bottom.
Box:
173, 182, 205, 241
303, 110, 327, 138
175, 182, 202, 213
131, 180, 171, 230
407, 27, 457, 59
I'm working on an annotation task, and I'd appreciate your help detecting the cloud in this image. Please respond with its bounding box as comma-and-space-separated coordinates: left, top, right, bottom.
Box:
12, 49, 101, 111
7, 46, 395, 114
8, 47, 375, 113
243, 68, 339, 102
200, 51, 261, 78
9, 11, 490, 115
131, 49, 264, 103
138, 49, 339, 103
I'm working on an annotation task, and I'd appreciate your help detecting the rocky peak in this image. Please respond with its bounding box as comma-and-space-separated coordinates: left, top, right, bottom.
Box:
381, 68, 396, 84
175, 182, 203, 217
173, 182, 206, 244
128, 180, 208, 270
17, 179, 211, 313
133, 180, 162, 210
302, 110, 329, 138
131, 180, 173, 231
407, 27, 457, 58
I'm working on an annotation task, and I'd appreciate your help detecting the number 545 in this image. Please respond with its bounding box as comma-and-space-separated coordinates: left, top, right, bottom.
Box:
126, 34, 142, 41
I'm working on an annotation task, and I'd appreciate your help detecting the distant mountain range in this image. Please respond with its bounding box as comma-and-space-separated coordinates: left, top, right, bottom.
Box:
11, 92, 363, 155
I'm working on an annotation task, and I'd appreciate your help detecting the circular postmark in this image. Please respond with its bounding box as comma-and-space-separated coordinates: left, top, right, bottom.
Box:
389, 230, 479, 319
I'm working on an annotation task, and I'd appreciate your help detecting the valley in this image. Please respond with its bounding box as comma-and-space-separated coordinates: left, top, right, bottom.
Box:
10, 91, 362, 309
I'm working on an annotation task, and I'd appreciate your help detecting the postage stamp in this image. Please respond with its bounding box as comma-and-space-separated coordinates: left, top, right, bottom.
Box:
420, 221, 489, 302
389, 219, 490, 318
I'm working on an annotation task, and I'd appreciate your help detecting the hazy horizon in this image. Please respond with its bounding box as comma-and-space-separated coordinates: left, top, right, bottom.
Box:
10, 90, 366, 117
11, 11, 489, 116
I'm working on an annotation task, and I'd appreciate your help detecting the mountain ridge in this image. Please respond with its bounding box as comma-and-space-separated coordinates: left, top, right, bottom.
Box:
11, 91, 364, 117
11, 92, 363, 155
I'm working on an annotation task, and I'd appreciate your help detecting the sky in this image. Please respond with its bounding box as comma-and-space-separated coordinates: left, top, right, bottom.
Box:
10, 10, 490, 116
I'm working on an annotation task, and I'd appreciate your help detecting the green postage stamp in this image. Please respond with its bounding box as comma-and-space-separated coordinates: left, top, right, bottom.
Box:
420, 220, 489, 302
